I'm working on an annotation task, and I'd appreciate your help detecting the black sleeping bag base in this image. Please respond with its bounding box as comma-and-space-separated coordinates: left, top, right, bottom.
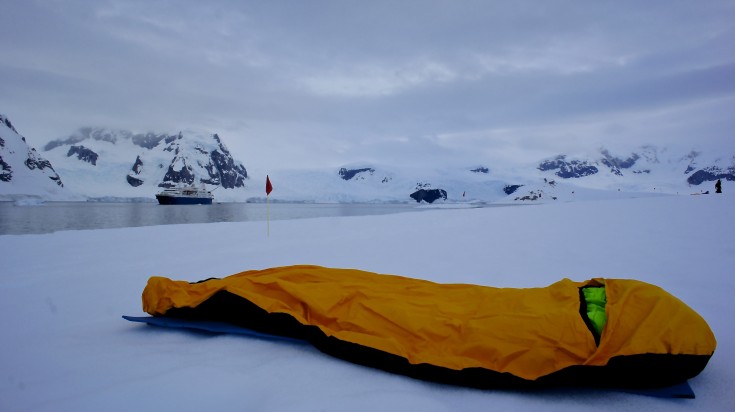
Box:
123, 315, 696, 398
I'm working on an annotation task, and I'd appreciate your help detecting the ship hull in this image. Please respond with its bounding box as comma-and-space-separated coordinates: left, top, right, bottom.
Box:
156, 195, 213, 205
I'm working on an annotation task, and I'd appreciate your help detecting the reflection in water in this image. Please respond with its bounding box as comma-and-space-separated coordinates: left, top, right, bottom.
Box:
0, 202, 425, 235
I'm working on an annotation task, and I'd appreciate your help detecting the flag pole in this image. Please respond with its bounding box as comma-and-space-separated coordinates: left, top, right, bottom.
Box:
266, 194, 270, 237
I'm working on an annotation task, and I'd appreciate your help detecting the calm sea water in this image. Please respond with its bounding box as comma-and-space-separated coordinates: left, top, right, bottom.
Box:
0, 202, 427, 235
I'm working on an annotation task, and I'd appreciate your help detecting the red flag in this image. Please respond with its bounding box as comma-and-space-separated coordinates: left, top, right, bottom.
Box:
265, 175, 273, 196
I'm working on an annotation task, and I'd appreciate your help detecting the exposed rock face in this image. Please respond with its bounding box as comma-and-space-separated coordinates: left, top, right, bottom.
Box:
131, 155, 143, 174
410, 188, 447, 203
155, 133, 247, 189
160, 157, 197, 187
67, 145, 98, 165
339, 167, 375, 180
207, 135, 248, 188
538, 155, 599, 178
687, 166, 735, 185
471, 167, 489, 174
504, 184, 524, 195
125, 155, 145, 187
24, 152, 57, 177
0, 154, 11, 182
126, 175, 144, 187
3, 116, 18, 133
600, 149, 639, 176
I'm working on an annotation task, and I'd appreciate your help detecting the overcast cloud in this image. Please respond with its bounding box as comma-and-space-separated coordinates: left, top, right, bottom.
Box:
1, 0, 733, 170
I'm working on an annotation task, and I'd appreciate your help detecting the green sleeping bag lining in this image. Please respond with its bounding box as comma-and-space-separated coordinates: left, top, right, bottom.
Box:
583, 286, 607, 339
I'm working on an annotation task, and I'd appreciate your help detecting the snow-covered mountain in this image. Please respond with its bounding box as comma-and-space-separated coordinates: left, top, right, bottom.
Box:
41, 127, 249, 201
527, 146, 733, 193
0, 114, 66, 200
2, 114, 732, 203
501, 146, 733, 203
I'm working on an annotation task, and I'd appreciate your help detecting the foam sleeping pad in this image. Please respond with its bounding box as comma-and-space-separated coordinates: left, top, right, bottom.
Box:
140, 265, 716, 390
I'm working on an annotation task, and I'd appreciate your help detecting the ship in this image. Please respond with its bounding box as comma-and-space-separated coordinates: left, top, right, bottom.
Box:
155, 185, 214, 205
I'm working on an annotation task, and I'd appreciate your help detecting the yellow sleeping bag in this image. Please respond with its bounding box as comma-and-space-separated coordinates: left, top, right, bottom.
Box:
141, 265, 716, 389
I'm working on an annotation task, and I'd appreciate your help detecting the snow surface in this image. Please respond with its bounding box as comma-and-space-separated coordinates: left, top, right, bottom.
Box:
1, 194, 733, 411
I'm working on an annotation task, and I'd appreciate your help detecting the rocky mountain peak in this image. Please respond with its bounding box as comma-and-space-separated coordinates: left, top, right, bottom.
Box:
0, 114, 64, 195
28, 125, 250, 199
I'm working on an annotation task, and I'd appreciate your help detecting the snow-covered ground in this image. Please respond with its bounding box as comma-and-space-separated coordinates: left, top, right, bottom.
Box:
1, 193, 733, 411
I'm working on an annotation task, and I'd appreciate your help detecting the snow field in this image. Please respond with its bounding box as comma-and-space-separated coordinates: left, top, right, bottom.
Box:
1, 193, 733, 411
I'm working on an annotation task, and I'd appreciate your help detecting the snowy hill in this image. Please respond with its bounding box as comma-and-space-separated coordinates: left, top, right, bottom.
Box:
0, 114, 66, 201
41, 127, 249, 201
257, 164, 510, 204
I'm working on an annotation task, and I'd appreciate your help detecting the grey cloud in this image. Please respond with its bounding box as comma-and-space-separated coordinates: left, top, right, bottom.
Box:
1, 0, 734, 169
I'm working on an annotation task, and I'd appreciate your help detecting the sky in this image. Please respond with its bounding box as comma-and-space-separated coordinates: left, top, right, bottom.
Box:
1, 0, 734, 170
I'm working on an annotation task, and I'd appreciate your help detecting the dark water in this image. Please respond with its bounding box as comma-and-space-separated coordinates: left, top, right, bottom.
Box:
0, 202, 425, 235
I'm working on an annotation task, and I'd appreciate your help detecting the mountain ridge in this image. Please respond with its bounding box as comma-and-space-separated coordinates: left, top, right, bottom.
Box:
2, 114, 732, 203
